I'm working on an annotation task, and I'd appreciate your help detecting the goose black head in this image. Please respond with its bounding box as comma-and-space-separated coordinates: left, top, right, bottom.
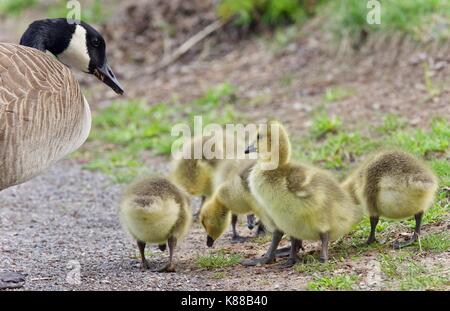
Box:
20, 18, 124, 95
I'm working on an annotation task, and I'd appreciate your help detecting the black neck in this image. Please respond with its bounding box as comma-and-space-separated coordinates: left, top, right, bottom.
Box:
20, 18, 76, 56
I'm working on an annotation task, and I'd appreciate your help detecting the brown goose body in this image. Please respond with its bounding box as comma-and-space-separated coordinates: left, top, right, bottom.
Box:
0, 43, 90, 191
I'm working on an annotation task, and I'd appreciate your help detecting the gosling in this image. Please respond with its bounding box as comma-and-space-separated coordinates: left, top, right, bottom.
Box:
172, 134, 255, 240
120, 176, 192, 272
341, 149, 438, 249
246, 120, 361, 265
200, 162, 274, 247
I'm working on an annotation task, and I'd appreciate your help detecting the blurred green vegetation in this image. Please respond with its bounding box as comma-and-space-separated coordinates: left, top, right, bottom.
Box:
0, 0, 108, 23
0, 0, 36, 15
48, 0, 108, 23
217, 0, 314, 26
2, 0, 449, 44
328, 0, 450, 43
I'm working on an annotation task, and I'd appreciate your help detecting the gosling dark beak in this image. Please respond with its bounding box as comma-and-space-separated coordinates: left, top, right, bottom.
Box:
94, 60, 124, 95
206, 235, 215, 248
245, 144, 257, 154
247, 214, 255, 230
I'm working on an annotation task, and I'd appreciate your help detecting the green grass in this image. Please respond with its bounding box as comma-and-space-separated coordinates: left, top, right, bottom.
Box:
79, 83, 238, 183
310, 113, 343, 138
0, 0, 36, 15
252, 233, 273, 245
376, 114, 407, 135
421, 232, 450, 252
195, 250, 242, 270
323, 87, 353, 103
388, 118, 449, 157
294, 116, 449, 172
326, 0, 450, 43
294, 255, 337, 274
212, 272, 226, 279
380, 252, 449, 290
307, 274, 359, 291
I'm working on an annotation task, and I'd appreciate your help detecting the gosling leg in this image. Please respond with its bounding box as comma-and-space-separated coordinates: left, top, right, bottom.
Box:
247, 214, 256, 230
366, 216, 379, 245
137, 240, 149, 270
319, 232, 329, 263
194, 195, 206, 219
275, 239, 303, 257
393, 212, 423, 250
280, 238, 302, 268
231, 214, 248, 243
159, 236, 177, 273
241, 230, 283, 266
256, 222, 266, 236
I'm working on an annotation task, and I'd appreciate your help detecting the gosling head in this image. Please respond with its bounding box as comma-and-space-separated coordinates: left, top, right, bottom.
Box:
200, 197, 231, 248
20, 18, 124, 95
245, 120, 291, 169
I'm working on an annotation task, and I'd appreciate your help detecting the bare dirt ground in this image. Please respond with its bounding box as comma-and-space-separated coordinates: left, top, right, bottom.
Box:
0, 1, 449, 291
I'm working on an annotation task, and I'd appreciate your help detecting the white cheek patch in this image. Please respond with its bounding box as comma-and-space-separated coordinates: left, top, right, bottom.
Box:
57, 25, 90, 72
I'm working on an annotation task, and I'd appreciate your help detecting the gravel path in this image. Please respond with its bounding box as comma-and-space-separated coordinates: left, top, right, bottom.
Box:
0, 160, 305, 290
1, 160, 448, 291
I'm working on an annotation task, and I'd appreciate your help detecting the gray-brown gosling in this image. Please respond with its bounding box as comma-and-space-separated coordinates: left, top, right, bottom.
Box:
341, 149, 438, 249
120, 176, 192, 272
200, 162, 275, 247
171, 134, 255, 240
245, 120, 362, 265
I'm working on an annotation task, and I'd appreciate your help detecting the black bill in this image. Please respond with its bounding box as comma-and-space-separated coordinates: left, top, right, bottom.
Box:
94, 60, 124, 95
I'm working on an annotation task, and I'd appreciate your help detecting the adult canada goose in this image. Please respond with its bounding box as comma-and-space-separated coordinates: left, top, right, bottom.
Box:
245, 121, 361, 265
341, 150, 438, 249
0, 18, 123, 289
120, 176, 192, 272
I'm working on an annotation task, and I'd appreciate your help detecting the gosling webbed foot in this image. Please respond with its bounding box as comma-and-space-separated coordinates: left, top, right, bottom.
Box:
0, 272, 26, 290
140, 260, 150, 271
241, 255, 276, 266
157, 263, 176, 273
231, 235, 250, 243
366, 236, 377, 245
393, 233, 418, 250
274, 246, 291, 258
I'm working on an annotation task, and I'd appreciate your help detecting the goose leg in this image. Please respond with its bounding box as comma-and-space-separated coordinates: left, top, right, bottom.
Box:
137, 240, 149, 270
393, 212, 423, 249
241, 230, 283, 266
319, 232, 329, 263
159, 236, 176, 273
366, 216, 379, 245
0, 272, 26, 290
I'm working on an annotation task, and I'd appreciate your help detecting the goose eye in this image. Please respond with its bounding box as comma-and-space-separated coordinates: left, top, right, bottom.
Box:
91, 38, 100, 47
